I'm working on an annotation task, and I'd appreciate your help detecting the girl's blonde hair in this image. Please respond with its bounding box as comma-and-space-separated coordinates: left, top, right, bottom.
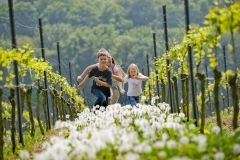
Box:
127, 63, 139, 78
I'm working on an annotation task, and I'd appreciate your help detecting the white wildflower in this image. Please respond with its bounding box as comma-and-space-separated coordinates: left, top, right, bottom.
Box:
167, 116, 173, 122
174, 117, 181, 123
84, 108, 90, 113
158, 151, 166, 158
198, 140, 207, 152
33, 153, 46, 160
201, 155, 210, 160
165, 105, 171, 112
125, 152, 140, 160
233, 144, 240, 155
100, 106, 105, 112
133, 141, 152, 153
198, 134, 207, 152
162, 133, 169, 141
66, 114, 70, 119
153, 141, 165, 149
191, 134, 207, 152
141, 96, 146, 101
50, 137, 60, 144
189, 124, 196, 130
170, 156, 191, 160
151, 98, 156, 105
179, 112, 185, 119
158, 117, 165, 123
160, 113, 166, 119
179, 136, 189, 145
214, 152, 225, 160
160, 105, 166, 110
151, 97, 156, 102
42, 142, 51, 149
19, 150, 29, 160
54, 120, 62, 129
211, 126, 221, 134
166, 140, 177, 149
99, 129, 115, 144
119, 143, 133, 152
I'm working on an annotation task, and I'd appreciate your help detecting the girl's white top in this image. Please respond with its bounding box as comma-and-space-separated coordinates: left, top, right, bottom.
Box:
124, 73, 146, 96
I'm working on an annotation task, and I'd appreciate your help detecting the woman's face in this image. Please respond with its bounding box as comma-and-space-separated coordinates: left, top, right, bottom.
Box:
107, 57, 112, 67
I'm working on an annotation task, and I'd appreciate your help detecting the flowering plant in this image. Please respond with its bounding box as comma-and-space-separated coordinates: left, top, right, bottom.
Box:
20, 100, 240, 160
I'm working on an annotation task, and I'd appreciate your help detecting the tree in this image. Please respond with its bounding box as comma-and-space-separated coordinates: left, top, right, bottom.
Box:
126, 0, 156, 26
14, 2, 38, 37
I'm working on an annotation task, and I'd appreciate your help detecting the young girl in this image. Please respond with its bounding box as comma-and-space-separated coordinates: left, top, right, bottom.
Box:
78, 49, 112, 107
124, 63, 149, 106
77, 51, 125, 105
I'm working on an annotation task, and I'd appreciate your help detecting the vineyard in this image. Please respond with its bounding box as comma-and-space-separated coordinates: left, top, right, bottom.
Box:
1, 0, 240, 160
142, 0, 240, 133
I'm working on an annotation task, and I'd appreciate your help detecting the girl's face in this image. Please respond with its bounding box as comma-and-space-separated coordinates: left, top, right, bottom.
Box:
98, 55, 108, 66
129, 67, 138, 77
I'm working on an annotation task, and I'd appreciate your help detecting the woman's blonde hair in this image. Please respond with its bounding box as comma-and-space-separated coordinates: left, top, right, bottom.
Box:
112, 58, 126, 77
107, 53, 126, 77
127, 63, 139, 78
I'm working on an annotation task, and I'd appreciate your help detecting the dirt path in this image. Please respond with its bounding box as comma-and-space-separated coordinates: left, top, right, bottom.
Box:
205, 116, 240, 132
